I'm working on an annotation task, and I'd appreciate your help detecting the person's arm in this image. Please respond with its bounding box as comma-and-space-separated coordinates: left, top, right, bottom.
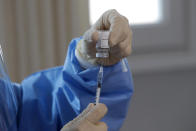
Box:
63, 36, 133, 130
62, 9, 133, 131
0, 79, 22, 131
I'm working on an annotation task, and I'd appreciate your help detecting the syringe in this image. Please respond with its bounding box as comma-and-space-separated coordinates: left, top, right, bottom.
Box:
95, 31, 110, 105
95, 31, 128, 105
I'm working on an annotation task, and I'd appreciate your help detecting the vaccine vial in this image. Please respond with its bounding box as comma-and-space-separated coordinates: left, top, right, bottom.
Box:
96, 31, 110, 58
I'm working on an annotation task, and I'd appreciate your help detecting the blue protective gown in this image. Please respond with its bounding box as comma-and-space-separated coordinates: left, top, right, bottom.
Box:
1, 38, 134, 131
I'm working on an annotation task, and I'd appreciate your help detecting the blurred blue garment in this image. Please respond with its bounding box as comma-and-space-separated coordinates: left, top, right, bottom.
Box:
0, 45, 18, 131
0, 38, 134, 131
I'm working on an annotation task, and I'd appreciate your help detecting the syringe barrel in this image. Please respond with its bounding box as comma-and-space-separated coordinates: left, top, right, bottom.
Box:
97, 66, 103, 84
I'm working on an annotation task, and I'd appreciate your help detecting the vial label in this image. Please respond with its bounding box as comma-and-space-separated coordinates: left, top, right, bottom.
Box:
96, 31, 110, 58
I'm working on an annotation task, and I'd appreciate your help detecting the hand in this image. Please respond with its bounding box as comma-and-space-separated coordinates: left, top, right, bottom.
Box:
61, 103, 108, 131
76, 9, 132, 66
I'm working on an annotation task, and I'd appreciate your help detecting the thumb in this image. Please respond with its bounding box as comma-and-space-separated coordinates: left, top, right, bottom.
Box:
85, 103, 108, 124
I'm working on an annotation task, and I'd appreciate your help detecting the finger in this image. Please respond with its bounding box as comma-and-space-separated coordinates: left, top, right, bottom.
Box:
121, 15, 129, 23
83, 29, 99, 43
76, 103, 95, 121
117, 42, 132, 58
109, 16, 130, 47
110, 38, 128, 54
109, 22, 126, 47
76, 119, 95, 131
85, 103, 108, 124
77, 120, 108, 131
121, 42, 132, 58
120, 31, 132, 57
110, 35, 132, 58
96, 122, 108, 131
93, 9, 120, 30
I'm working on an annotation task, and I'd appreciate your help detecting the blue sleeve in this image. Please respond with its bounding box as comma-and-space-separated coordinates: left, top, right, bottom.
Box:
0, 79, 22, 131
63, 37, 134, 131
